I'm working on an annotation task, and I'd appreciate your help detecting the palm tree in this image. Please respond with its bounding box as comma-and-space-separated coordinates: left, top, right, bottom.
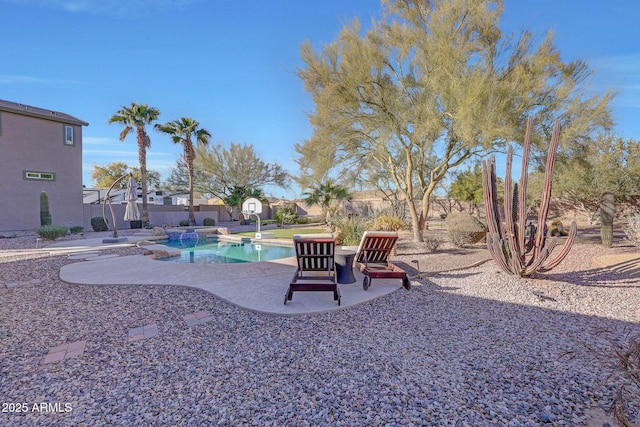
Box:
303, 180, 351, 223
155, 117, 211, 226
108, 103, 161, 227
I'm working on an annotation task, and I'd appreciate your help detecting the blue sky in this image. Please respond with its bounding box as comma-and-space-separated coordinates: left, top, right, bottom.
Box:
2, 0, 639, 199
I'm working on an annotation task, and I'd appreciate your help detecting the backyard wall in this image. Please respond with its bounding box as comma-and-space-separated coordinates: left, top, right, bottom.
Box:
82, 203, 272, 231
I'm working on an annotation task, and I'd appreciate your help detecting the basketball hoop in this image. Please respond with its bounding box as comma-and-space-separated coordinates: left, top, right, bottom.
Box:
241, 198, 264, 237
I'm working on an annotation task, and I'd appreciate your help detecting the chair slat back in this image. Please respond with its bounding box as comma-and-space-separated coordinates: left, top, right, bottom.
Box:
294, 238, 335, 271
356, 231, 398, 264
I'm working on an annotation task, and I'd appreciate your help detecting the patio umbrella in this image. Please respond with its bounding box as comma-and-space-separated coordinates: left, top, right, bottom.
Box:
123, 174, 140, 221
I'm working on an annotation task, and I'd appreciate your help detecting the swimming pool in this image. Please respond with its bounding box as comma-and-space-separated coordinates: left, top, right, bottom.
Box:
158, 238, 295, 264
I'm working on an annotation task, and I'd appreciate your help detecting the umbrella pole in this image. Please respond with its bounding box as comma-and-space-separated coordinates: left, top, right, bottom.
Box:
102, 173, 131, 239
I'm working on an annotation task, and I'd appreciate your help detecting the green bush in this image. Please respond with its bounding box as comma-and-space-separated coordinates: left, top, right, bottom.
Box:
129, 220, 142, 229
332, 215, 369, 246
91, 217, 109, 232
179, 219, 190, 227
446, 212, 487, 247
275, 204, 299, 227
203, 217, 216, 226
37, 225, 68, 240
69, 226, 84, 234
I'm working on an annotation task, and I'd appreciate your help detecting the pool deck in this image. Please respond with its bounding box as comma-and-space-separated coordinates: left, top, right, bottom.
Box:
49, 233, 406, 316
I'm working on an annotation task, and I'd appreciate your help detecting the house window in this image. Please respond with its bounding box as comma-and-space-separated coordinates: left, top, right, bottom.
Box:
24, 170, 56, 181
64, 125, 74, 146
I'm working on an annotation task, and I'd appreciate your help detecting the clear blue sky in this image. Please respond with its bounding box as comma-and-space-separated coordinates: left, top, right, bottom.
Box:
2, 0, 639, 199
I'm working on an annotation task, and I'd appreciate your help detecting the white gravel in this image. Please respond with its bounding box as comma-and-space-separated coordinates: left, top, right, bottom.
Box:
1, 232, 638, 426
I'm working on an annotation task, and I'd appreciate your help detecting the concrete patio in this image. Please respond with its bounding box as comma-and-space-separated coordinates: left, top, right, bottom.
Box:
53, 234, 408, 315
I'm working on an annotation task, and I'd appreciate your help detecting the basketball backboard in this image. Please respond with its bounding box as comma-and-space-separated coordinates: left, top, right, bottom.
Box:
242, 197, 263, 215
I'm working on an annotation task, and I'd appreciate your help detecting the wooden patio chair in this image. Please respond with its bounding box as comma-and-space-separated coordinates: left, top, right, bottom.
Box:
356, 231, 411, 291
285, 235, 341, 305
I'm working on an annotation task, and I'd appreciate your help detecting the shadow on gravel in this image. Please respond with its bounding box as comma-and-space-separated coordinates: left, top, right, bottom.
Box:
398, 246, 486, 256
539, 265, 640, 289
427, 270, 484, 280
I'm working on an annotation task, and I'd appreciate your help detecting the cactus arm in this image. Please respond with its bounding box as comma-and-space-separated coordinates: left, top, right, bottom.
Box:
538, 221, 578, 272
486, 234, 512, 273
482, 157, 501, 236
523, 248, 550, 277
518, 117, 533, 256
502, 146, 522, 273
533, 120, 561, 260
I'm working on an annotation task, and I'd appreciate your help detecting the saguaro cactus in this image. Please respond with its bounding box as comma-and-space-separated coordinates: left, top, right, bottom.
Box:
600, 192, 615, 247
482, 118, 577, 277
39, 191, 52, 226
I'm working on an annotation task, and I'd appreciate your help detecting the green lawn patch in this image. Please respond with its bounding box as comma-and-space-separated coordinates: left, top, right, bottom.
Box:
234, 227, 326, 240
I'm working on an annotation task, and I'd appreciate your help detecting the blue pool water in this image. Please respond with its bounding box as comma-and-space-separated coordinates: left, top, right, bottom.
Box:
158, 238, 295, 264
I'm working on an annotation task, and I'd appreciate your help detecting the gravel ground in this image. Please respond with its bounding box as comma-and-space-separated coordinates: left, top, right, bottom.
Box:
1, 231, 639, 426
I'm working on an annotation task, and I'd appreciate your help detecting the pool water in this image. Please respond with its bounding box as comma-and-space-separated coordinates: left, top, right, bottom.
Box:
159, 238, 295, 264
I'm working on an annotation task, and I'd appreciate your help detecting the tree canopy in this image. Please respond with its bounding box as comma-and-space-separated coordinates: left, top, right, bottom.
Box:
90, 161, 161, 189
166, 142, 290, 201
296, 0, 613, 241
531, 133, 640, 221
447, 163, 484, 214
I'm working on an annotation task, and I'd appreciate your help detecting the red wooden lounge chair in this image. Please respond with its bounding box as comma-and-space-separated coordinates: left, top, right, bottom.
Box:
285, 235, 341, 305
356, 231, 411, 291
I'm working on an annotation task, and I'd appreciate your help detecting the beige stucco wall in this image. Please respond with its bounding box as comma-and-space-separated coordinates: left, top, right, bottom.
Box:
0, 111, 84, 231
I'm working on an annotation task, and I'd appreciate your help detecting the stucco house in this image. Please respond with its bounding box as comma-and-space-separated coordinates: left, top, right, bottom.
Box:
0, 99, 88, 232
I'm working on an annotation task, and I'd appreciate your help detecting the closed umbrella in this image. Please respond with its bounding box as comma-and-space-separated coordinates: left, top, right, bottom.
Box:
124, 174, 140, 221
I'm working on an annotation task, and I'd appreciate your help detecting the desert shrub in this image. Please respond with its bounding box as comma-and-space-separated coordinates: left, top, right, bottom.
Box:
36, 225, 68, 240
332, 215, 369, 246
69, 226, 84, 234
624, 215, 640, 248
372, 214, 407, 231
203, 217, 216, 226
446, 212, 487, 247
549, 219, 568, 236
179, 219, 190, 227
274, 204, 299, 227
424, 235, 441, 252
90, 217, 109, 232
294, 216, 312, 225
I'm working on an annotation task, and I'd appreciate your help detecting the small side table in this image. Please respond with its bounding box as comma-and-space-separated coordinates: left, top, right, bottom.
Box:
334, 248, 356, 284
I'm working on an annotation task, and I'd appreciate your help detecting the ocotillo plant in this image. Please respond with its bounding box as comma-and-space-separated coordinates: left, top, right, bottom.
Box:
481, 118, 577, 277
39, 191, 52, 226
600, 192, 615, 247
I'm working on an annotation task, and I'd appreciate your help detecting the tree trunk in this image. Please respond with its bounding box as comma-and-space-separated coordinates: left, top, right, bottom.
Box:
187, 164, 195, 226
406, 198, 424, 242
138, 144, 149, 227
185, 141, 196, 226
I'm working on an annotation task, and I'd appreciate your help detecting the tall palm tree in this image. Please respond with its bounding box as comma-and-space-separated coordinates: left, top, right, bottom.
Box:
155, 117, 211, 226
108, 103, 161, 227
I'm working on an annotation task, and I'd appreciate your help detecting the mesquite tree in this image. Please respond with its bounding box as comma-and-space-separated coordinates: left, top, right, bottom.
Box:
482, 118, 576, 277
